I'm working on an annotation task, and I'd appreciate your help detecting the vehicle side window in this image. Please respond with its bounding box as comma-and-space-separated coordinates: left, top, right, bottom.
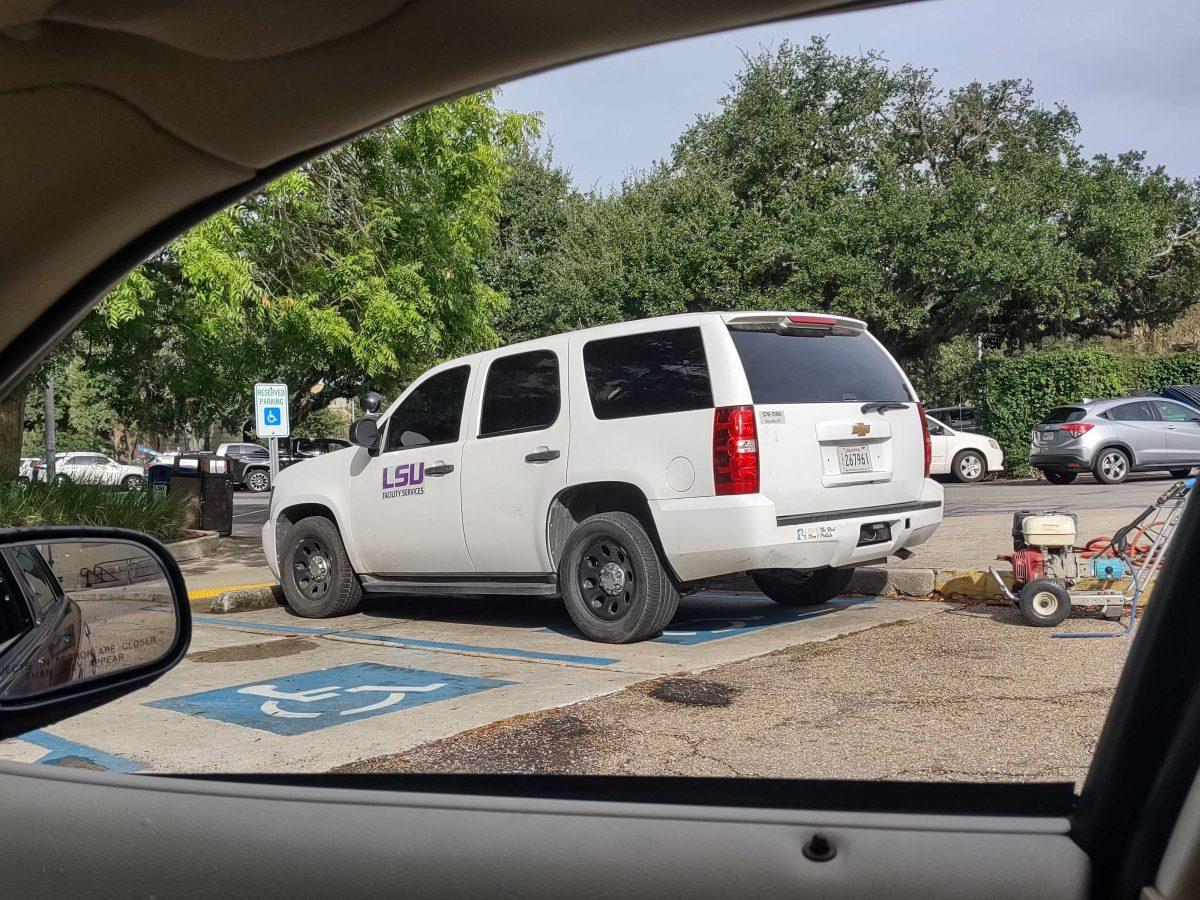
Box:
0, 558, 33, 649
582, 327, 712, 420
9, 546, 60, 619
385, 365, 471, 451
1154, 401, 1200, 424
1110, 401, 1156, 422
479, 350, 560, 438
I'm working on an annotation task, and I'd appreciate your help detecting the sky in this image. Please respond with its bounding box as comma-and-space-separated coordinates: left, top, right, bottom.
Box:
498, 0, 1199, 192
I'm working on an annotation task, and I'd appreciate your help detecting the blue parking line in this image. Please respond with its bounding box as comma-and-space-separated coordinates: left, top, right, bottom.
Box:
20, 730, 142, 773
193, 616, 618, 667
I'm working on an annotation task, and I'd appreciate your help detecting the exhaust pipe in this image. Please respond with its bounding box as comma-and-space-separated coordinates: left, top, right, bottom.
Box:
988, 566, 1018, 602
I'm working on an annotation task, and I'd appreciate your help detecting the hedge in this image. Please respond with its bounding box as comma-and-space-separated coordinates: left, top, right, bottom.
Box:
969, 348, 1200, 474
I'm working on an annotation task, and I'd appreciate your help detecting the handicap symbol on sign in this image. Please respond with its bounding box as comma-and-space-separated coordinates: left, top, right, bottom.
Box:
263, 406, 282, 426
148, 662, 513, 735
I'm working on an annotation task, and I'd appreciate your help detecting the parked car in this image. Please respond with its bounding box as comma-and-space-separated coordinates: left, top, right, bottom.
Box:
51, 452, 146, 489
926, 404, 978, 432
1031, 397, 1200, 484
926, 415, 1003, 482
263, 311, 944, 643
218, 438, 350, 492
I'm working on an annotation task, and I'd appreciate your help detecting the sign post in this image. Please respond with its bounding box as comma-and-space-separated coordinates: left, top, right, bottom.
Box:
253, 382, 290, 487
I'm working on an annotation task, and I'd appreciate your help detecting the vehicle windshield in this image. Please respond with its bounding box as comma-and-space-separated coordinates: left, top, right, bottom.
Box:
2, 0, 1195, 790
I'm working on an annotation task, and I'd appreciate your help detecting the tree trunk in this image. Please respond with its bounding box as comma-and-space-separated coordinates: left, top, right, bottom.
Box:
0, 381, 29, 479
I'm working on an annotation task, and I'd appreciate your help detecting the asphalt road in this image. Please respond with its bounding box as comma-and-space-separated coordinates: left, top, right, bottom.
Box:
232, 473, 1178, 534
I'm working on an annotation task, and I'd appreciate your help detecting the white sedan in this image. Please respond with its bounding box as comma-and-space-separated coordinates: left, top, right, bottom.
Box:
52, 451, 147, 489
926, 415, 1004, 483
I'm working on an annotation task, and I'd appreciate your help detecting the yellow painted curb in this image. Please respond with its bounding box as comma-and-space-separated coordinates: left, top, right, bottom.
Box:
187, 581, 275, 601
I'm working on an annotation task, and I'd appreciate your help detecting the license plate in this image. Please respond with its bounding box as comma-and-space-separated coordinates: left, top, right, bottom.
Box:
838, 445, 872, 473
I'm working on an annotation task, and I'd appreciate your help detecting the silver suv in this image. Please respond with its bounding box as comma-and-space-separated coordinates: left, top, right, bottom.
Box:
1031, 397, 1200, 484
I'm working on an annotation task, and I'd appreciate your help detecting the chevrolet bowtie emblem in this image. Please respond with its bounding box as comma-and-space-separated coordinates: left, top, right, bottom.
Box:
851, 422, 871, 436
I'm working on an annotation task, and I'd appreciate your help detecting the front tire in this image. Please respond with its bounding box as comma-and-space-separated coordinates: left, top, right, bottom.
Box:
1018, 579, 1071, 627
751, 567, 854, 606
121, 474, 145, 491
1043, 470, 1077, 485
280, 515, 363, 618
245, 468, 271, 493
1094, 447, 1130, 485
558, 511, 679, 643
951, 449, 986, 483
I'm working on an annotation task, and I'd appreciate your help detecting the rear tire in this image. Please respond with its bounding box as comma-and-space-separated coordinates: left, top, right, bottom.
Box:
280, 515, 363, 618
558, 511, 679, 643
1043, 470, 1077, 485
751, 567, 854, 606
1093, 447, 1130, 485
1170, 468, 1193, 478
951, 449, 986, 483
1018, 579, 1071, 627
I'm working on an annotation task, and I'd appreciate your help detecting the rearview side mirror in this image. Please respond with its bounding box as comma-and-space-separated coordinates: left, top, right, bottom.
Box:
361, 391, 382, 414
349, 417, 381, 451
0, 527, 190, 739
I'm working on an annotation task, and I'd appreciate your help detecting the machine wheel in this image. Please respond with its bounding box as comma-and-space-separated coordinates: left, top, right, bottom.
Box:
245, 468, 271, 493
751, 567, 855, 606
280, 515, 363, 618
1093, 448, 1130, 485
121, 474, 145, 491
1043, 470, 1077, 485
951, 450, 986, 483
1170, 468, 1193, 478
558, 511, 679, 643
1018, 579, 1072, 627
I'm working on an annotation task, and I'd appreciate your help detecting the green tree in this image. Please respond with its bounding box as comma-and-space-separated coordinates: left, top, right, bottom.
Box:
91, 91, 534, 438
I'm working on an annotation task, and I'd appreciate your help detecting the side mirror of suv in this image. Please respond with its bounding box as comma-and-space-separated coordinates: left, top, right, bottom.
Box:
361, 391, 382, 414
349, 417, 380, 451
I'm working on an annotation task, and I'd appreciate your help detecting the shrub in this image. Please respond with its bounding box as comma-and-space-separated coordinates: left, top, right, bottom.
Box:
971, 348, 1200, 474
0, 480, 188, 542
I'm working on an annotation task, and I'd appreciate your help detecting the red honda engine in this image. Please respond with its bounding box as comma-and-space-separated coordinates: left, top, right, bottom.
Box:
996, 548, 1045, 591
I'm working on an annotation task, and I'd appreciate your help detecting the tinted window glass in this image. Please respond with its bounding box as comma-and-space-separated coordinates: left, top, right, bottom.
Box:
1041, 407, 1086, 425
1110, 401, 1155, 422
0, 559, 32, 647
10, 547, 59, 617
583, 328, 712, 420
1154, 400, 1200, 423
479, 350, 560, 437
728, 329, 911, 404
385, 365, 471, 451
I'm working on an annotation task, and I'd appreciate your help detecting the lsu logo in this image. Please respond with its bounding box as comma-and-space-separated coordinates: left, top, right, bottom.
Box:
382, 462, 424, 489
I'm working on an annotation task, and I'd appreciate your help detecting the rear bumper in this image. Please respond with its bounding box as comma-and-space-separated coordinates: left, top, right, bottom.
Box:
1029, 450, 1092, 470
649, 480, 945, 582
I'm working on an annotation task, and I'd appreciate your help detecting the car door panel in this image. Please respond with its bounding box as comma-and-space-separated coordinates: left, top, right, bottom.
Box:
347, 365, 476, 576
1154, 401, 1200, 464
1106, 401, 1166, 466
0, 763, 1088, 900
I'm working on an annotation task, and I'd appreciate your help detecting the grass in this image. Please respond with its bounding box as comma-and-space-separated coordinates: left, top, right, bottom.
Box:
0, 479, 188, 542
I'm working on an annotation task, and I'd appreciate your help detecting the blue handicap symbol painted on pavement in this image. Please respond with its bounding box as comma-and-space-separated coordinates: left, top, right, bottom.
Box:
148, 662, 513, 735
263, 406, 282, 426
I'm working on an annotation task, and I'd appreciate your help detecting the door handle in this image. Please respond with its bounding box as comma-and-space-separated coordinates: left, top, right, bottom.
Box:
1166, 425, 1180, 430
525, 449, 561, 463
426, 463, 455, 476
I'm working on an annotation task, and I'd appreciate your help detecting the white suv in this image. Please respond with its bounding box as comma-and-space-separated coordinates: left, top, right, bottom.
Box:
263, 312, 943, 642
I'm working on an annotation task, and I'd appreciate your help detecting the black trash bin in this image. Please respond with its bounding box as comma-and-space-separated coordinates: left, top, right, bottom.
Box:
168, 454, 233, 536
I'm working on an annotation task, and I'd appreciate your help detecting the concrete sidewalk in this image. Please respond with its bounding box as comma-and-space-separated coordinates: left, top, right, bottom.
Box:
178, 537, 273, 604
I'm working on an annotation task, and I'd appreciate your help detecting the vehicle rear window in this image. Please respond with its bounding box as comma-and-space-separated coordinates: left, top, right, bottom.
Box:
479, 349, 560, 437
727, 328, 911, 404
583, 328, 712, 420
1041, 407, 1087, 425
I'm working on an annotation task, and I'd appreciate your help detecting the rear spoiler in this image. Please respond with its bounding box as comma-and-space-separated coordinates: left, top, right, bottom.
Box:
723, 312, 867, 336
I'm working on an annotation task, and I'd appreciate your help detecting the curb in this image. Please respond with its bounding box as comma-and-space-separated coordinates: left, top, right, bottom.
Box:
208, 584, 283, 614
166, 530, 220, 563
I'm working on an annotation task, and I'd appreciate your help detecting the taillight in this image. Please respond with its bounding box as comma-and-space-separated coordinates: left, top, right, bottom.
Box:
714, 405, 759, 495
1061, 423, 1094, 438
918, 403, 932, 478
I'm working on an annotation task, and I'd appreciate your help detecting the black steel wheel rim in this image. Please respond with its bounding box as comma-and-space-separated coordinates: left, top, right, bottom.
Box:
577, 535, 637, 621
293, 536, 333, 600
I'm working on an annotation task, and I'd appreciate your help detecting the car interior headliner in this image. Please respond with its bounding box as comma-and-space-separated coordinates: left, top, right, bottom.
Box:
0, 0, 908, 398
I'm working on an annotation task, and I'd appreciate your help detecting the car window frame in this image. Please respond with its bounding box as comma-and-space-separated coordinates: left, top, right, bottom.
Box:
1154, 400, 1200, 424
2, 546, 63, 623
477, 348, 562, 440
581, 326, 714, 421
383, 364, 473, 454
1108, 400, 1159, 423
